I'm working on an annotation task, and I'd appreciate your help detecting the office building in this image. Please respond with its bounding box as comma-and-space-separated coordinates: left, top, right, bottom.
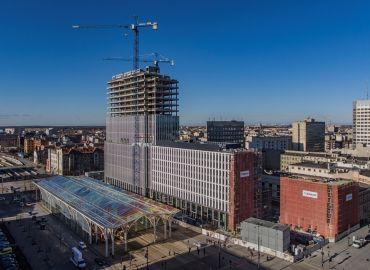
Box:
151, 141, 262, 230
353, 100, 370, 148
280, 175, 359, 241
207, 120, 245, 148
292, 118, 325, 152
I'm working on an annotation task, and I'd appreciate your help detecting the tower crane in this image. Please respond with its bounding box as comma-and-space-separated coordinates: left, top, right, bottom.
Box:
73, 17, 158, 195
104, 53, 175, 68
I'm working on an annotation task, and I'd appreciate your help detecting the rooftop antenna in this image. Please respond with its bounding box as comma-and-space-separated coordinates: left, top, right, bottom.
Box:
366, 81, 369, 100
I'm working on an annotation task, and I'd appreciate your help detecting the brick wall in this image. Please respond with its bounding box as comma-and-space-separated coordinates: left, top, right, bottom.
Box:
228, 151, 257, 231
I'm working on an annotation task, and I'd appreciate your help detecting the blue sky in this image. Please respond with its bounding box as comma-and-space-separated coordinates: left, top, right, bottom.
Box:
0, 0, 369, 126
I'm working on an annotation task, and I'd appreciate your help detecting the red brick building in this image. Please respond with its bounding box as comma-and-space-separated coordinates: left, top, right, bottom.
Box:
280, 176, 359, 240
228, 151, 261, 230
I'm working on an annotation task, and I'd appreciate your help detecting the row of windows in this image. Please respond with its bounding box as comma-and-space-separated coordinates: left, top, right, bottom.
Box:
151, 146, 231, 212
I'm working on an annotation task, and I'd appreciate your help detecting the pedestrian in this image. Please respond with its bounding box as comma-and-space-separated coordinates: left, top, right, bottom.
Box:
197, 247, 200, 255
203, 247, 206, 256
188, 247, 191, 254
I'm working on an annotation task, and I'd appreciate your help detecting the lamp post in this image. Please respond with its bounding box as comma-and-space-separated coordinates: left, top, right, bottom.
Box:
218, 240, 221, 268
145, 246, 149, 270
257, 223, 261, 270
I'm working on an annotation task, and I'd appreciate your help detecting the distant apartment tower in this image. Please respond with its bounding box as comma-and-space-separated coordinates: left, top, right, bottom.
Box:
104, 66, 179, 196
207, 120, 245, 148
292, 118, 325, 152
353, 100, 370, 148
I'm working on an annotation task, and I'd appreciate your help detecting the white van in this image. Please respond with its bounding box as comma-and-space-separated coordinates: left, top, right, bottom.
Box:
70, 247, 86, 268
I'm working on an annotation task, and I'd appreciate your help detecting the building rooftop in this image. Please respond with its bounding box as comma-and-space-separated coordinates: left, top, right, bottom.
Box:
290, 161, 330, 169
282, 150, 331, 158
242, 217, 289, 232
155, 140, 246, 152
284, 174, 353, 186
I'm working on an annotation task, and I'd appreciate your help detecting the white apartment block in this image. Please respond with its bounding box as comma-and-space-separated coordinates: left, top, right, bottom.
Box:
353, 100, 370, 148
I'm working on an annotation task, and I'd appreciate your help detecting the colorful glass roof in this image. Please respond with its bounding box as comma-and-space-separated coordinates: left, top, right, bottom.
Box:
35, 175, 179, 229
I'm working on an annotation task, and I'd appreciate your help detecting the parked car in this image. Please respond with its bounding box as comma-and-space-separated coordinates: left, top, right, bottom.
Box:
0, 247, 12, 255
365, 234, 370, 242
353, 239, 366, 248
94, 257, 107, 266
78, 241, 87, 250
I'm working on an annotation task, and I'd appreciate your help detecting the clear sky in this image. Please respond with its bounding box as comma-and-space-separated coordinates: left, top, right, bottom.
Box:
1, 0, 369, 126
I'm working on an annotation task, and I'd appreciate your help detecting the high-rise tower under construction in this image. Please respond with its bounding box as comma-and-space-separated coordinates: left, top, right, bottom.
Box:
104, 66, 179, 196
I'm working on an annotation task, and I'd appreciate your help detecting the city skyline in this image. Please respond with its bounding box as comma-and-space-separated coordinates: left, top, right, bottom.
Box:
1, 0, 370, 126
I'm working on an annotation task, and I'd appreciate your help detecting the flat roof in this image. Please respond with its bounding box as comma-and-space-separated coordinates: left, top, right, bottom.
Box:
284, 174, 353, 186
155, 140, 239, 152
290, 161, 329, 169
242, 217, 289, 232
34, 176, 179, 229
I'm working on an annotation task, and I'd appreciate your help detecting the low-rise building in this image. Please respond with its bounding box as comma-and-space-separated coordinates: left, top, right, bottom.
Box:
47, 146, 104, 176
246, 135, 291, 151
0, 134, 19, 149
280, 175, 359, 241
240, 217, 290, 252
24, 138, 48, 155
280, 151, 335, 172
358, 183, 370, 225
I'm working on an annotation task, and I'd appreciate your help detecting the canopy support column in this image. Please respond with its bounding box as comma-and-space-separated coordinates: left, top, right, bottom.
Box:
95, 225, 98, 244
88, 223, 92, 244
124, 230, 128, 252
104, 229, 109, 258
169, 218, 172, 238
153, 222, 157, 243
164, 219, 167, 239
111, 230, 115, 257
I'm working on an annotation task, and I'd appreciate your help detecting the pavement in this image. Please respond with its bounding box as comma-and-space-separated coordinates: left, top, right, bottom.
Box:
1, 188, 370, 270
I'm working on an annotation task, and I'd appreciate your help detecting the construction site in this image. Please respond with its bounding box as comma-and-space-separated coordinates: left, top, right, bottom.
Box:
107, 66, 179, 116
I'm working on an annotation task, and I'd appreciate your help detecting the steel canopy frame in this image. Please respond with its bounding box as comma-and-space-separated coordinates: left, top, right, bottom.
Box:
34, 175, 179, 257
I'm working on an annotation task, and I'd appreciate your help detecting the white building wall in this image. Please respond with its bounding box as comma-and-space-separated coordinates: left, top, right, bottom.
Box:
151, 146, 231, 213
353, 100, 370, 148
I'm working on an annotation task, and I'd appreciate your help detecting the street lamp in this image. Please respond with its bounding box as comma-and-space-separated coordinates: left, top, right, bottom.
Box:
256, 223, 261, 270
145, 246, 149, 270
